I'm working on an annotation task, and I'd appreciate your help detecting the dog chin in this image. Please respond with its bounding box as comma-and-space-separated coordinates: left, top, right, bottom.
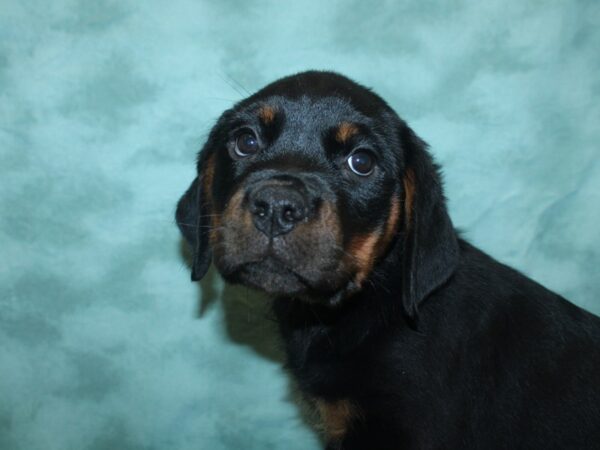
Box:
223, 259, 311, 297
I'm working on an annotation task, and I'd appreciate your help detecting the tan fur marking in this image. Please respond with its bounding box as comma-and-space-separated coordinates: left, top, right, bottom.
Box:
379, 196, 400, 251
258, 105, 276, 124
344, 196, 401, 287
202, 154, 215, 204
319, 200, 340, 234
403, 168, 416, 230
201, 154, 220, 241
335, 122, 358, 144
315, 399, 360, 441
295, 201, 341, 244
347, 232, 380, 285
220, 188, 245, 222
210, 188, 244, 248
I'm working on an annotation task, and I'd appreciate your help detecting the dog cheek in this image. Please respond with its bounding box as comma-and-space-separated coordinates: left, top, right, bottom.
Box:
211, 188, 266, 268
402, 168, 416, 230
300, 201, 343, 270
272, 200, 345, 287
344, 195, 401, 287
378, 196, 400, 252
346, 232, 380, 286
210, 189, 244, 263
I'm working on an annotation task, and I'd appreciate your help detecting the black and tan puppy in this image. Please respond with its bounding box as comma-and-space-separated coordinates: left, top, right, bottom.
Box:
176, 71, 600, 449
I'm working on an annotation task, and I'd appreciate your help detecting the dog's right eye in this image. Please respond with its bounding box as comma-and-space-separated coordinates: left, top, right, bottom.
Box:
347, 150, 375, 176
234, 132, 260, 157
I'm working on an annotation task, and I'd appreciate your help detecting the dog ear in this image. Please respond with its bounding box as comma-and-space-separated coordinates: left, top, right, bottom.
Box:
176, 149, 215, 282
399, 123, 459, 323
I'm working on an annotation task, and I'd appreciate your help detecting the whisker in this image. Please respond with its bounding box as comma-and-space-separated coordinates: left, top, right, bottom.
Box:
217, 72, 247, 99
330, 244, 359, 263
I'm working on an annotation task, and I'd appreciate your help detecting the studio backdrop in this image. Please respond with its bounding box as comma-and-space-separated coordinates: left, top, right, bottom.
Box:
1, 1, 599, 449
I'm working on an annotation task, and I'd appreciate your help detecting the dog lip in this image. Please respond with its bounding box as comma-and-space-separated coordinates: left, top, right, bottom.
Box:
241, 257, 311, 285
232, 258, 313, 296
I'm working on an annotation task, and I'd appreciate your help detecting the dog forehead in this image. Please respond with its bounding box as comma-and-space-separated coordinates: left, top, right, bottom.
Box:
259, 95, 367, 129
239, 71, 390, 118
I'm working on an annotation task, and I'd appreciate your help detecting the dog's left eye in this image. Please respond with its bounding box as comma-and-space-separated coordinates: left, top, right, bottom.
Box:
234, 132, 260, 157
347, 150, 375, 176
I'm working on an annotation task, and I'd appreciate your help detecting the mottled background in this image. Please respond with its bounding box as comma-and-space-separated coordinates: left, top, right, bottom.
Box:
1, 1, 599, 449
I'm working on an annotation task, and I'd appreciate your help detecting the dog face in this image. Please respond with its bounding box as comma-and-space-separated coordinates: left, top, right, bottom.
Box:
177, 71, 458, 316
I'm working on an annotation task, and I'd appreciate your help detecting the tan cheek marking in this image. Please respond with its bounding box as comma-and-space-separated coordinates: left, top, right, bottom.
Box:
210, 214, 222, 246
315, 399, 361, 441
202, 154, 215, 193
202, 154, 215, 215
347, 231, 380, 286
335, 122, 358, 144
378, 196, 400, 252
295, 201, 341, 234
258, 105, 276, 124
210, 188, 246, 248
315, 201, 341, 240
200, 153, 219, 241
403, 168, 416, 230
345, 196, 401, 287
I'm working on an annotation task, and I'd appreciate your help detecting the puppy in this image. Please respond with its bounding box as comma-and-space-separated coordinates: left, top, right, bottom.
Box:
176, 71, 600, 449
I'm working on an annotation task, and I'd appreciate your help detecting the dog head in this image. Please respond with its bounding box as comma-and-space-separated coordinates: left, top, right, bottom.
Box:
177, 71, 458, 318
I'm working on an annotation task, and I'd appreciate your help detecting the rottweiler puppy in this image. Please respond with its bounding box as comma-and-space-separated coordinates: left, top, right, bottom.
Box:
176, 71, 600, 449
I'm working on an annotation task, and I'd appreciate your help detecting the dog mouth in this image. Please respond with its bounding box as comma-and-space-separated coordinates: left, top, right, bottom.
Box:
231, 256, 313, 296
211, 189, 350, 299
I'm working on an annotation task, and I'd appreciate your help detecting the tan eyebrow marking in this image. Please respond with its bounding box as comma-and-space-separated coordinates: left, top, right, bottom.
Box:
258, 105, 276, 124
335, 122, 359, 144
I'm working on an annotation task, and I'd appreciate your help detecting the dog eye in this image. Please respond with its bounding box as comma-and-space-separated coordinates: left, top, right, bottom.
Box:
234, 132, 260, 157
347, 150, 375, 176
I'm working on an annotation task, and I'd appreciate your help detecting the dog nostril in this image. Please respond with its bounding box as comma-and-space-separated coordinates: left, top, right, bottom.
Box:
252, 200, 270, 218
248, 184, 309, 237
282, 206, 295, 222
281, 204, 304, 223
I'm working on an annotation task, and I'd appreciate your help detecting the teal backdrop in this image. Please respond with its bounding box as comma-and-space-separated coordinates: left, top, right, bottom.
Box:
1, 1, 599, 449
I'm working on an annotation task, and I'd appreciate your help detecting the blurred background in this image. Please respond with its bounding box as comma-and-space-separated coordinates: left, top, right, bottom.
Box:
1, 1, 599, 449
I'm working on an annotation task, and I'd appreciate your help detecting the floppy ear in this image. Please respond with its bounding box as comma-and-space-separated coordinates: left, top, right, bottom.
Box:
176, 149, 215, 282
399, 123, 459, 322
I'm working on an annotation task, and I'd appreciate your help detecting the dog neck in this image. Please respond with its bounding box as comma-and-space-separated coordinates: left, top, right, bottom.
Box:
272, 252, 413, 388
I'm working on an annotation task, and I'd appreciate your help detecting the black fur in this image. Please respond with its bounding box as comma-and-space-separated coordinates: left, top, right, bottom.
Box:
177, 71, 600, 449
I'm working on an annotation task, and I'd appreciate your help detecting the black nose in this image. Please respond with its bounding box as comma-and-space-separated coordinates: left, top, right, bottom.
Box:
249, 184, 308, 237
